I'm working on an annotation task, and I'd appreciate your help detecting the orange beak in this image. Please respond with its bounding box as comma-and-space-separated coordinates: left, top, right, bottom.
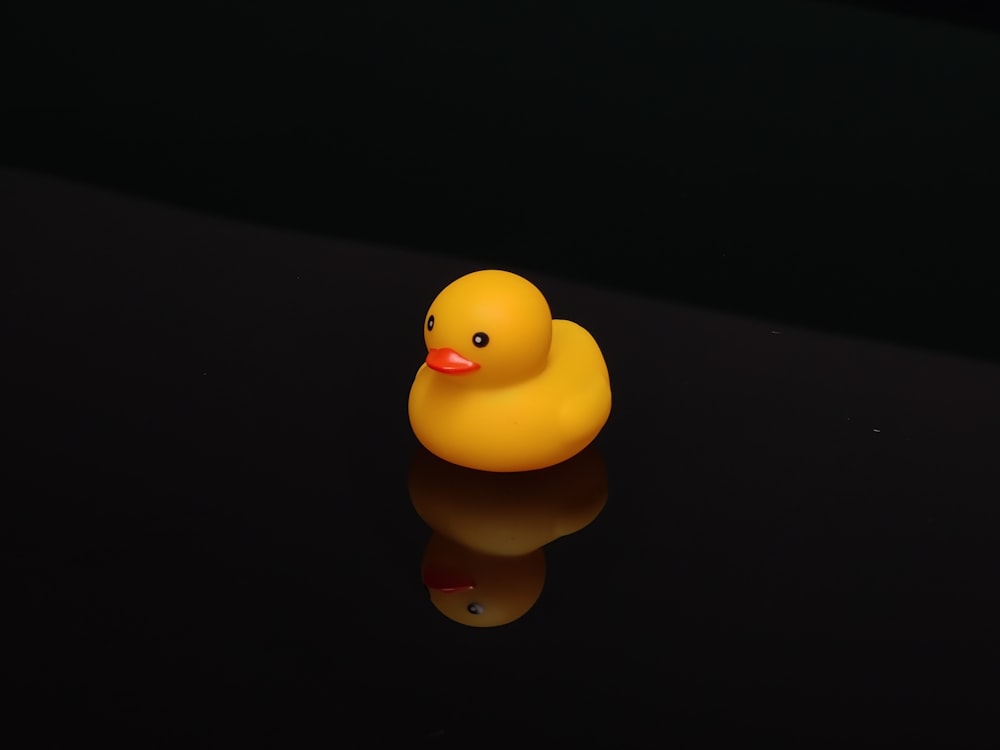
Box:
426, 347, 480, 374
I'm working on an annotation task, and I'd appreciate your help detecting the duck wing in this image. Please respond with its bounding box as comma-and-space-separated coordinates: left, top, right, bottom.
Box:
551, 321, 612, 445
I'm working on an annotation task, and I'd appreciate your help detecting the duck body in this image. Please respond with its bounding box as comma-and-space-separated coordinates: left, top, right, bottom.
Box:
408, 270, 611, 472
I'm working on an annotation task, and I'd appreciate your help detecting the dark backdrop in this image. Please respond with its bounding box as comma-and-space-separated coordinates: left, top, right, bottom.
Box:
3, 0, 999, 361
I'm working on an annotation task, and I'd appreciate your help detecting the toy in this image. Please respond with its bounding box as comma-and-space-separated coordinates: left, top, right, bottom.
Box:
410, 444, 607, 627
408, 269, 611, 472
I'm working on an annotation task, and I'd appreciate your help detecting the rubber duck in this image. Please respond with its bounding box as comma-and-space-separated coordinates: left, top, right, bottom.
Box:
410, 444, 607, 627
408, 269, 611, 472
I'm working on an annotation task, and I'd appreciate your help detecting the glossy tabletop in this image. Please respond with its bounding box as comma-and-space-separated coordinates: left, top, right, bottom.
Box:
5, 168, 999, 747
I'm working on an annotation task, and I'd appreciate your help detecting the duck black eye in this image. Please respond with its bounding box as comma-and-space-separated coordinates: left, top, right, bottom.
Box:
467, 602, 484, 615
472, 332, 489, 348
427, 315, 434, 331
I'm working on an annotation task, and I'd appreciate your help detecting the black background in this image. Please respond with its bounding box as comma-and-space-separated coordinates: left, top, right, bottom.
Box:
3, 0, 999, 361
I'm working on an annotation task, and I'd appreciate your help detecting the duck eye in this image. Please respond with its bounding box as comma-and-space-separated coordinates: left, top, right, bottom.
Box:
467, 602, 484, 615
472, 332, 489, 348
427, 315, 434, 331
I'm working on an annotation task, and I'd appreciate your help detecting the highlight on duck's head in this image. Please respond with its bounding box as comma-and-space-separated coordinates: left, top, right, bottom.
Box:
422, 270, 552, 386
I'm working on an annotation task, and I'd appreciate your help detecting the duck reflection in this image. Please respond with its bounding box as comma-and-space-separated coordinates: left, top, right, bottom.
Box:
408, 443, 607, 627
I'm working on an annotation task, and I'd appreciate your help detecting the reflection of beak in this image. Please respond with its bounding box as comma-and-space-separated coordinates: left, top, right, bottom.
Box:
422, 565, 475, 593
426, 348, 480, 374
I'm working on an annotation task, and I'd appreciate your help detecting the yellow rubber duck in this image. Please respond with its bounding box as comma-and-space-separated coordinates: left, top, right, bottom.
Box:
408, 269, 612, 472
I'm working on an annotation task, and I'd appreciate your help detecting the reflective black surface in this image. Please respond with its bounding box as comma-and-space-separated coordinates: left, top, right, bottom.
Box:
6, 169, 1000, 746
411, 444, 608, 628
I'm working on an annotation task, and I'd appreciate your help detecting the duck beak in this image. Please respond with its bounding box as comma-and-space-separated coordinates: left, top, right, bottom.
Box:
426, 347, 480, 374
422, 565, 475, 593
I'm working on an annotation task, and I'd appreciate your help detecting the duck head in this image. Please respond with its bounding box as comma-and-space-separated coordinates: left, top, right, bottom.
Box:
422, 270, 553, 387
